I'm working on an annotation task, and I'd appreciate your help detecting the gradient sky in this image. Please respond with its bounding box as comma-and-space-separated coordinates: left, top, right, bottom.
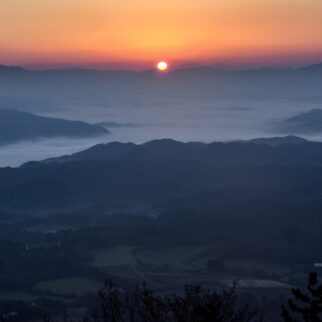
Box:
1, 0, 322, 69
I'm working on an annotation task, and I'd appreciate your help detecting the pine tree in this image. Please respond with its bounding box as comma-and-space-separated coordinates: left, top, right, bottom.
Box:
282, 272, 322, 322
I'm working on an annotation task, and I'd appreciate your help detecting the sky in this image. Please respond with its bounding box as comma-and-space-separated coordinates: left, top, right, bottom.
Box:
1, 0, 322, 69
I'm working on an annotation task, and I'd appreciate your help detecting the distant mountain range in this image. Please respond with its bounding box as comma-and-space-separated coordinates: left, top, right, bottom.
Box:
274, 109, 322, 134
1, 62, 322, 75
0, 109, 109, 145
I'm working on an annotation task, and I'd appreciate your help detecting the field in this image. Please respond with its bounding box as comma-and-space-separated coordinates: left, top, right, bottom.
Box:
0, 291, 38, 302
92, 245, 210, 269
33, 277, 102, 297
92, 246, 138, 267
0, 245, 299, 304
90, 245, 297, 293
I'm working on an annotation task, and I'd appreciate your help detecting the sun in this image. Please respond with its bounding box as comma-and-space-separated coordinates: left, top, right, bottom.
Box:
157, 61, 168, 71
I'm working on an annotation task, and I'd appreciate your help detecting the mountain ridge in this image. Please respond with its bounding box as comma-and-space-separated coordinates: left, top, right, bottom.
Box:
35, 136, 312, 165
2, 137, 322, 214
0, 109, 109, 145
274, 109, 322, 134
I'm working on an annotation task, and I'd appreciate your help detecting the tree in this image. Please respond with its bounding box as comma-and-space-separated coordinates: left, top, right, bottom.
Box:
282, 272, 322, 322
167, 284, 257, 322
85, 280, 259, 322
95, 281, 125, 322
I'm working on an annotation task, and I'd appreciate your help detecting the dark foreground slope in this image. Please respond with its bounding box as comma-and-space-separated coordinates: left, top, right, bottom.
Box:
0, 109, 108, 145
0, 138, 320, 319
0, 137, 318, 263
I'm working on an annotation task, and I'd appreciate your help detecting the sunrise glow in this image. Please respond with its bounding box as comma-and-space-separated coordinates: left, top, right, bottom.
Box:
1, 0, 322, 69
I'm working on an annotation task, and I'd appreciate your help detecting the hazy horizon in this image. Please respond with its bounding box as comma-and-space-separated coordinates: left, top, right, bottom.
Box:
2, 58, 322, 71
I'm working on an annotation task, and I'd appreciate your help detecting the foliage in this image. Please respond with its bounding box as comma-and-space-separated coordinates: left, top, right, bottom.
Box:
82, 280, 259, 322
282, 272, 322, 322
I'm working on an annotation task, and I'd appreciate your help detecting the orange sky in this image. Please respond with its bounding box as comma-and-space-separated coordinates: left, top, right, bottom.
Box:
1, 0, 322, 69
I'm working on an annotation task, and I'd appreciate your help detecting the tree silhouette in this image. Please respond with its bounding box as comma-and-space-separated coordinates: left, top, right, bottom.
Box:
95, 281, 125, 322
282, 272, 322, 322
84, 280, 259, 322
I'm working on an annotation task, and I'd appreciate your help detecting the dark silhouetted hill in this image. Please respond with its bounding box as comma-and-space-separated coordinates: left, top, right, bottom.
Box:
274, 109, 322, 134
0, 138, 320, 215
0, 109, 109, 145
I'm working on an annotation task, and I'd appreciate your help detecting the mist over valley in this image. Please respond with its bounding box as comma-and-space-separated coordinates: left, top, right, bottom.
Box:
1, 64, 322, 166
